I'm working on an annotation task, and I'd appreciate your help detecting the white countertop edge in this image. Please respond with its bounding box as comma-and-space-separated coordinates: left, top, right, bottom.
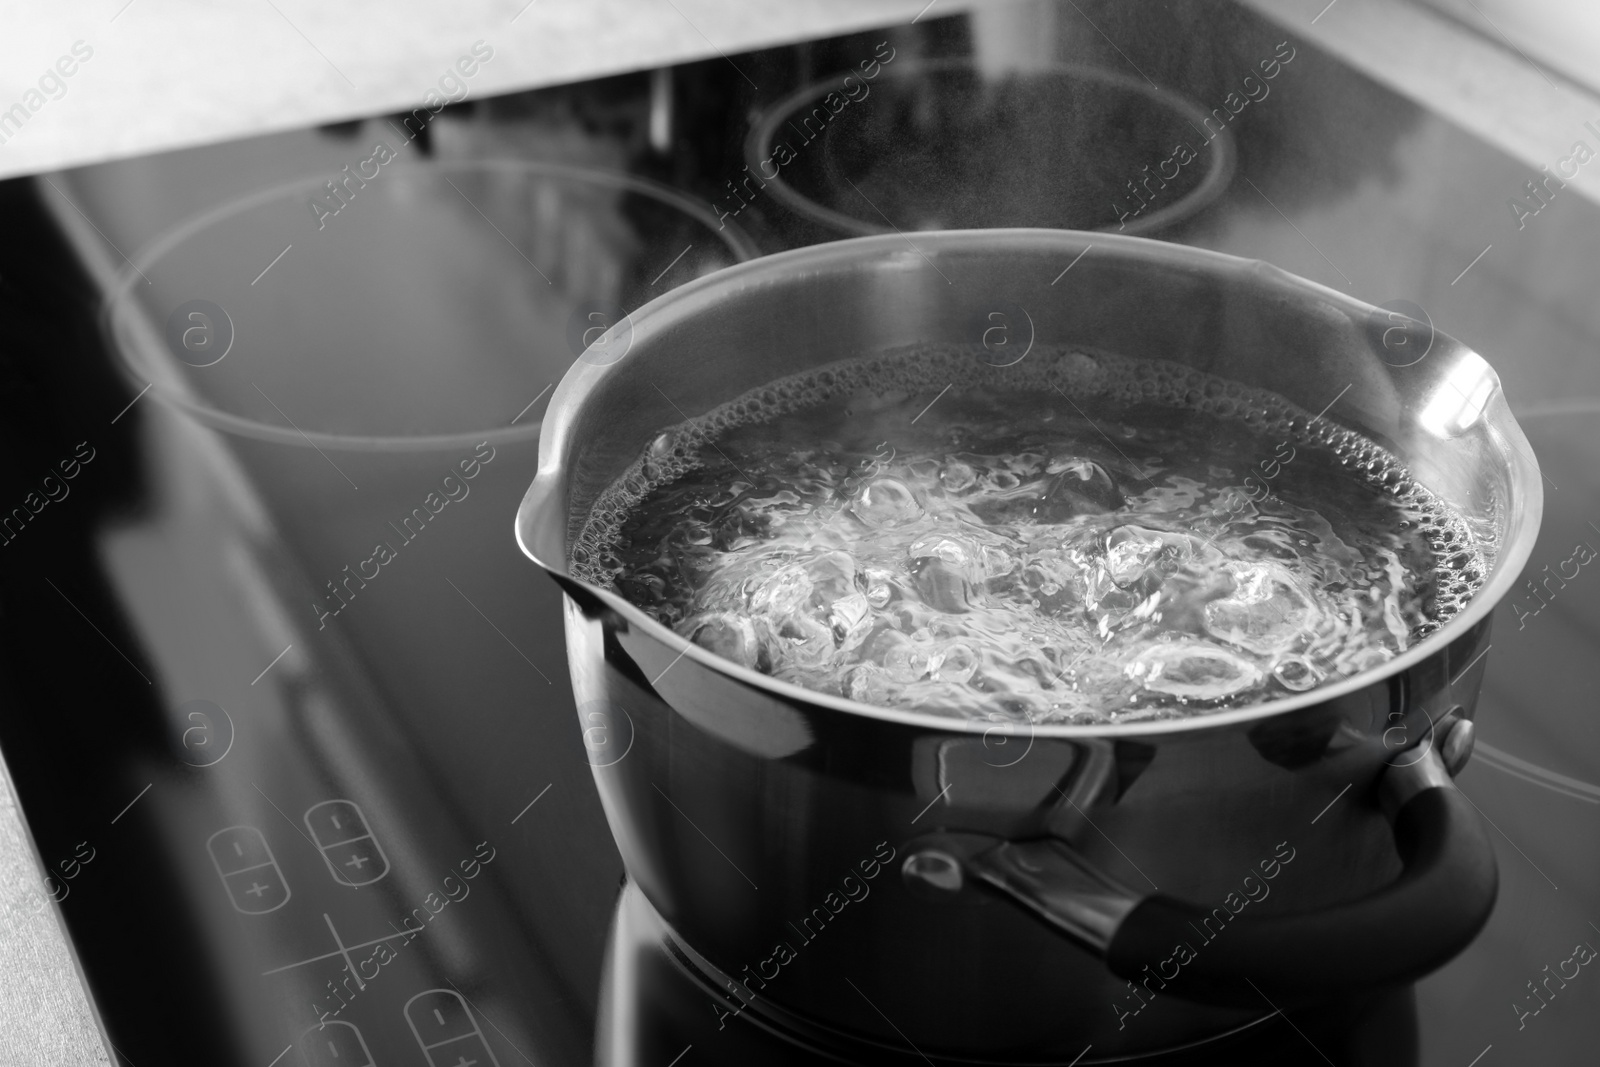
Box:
0, 0, 983, 182
0, 750, 114, 1066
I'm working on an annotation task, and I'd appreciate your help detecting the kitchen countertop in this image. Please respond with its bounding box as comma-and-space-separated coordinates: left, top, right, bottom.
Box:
0, 755, 111, 1065
0, 0, 971, 182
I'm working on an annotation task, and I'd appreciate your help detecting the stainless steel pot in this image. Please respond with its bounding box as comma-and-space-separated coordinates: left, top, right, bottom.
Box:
516, 230, 1541, 1061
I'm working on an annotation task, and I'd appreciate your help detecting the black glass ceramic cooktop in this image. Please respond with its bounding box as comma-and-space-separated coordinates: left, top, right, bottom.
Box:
4, 3, 1600, 1065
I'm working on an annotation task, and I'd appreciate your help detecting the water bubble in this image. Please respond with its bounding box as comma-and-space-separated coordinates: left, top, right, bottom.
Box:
908, 556, 972, 614
750, 565, 813, 615
965, 459, 1124, 527
804, 551, 857, 603
908, 534, 974, 569
1037, 458, 1124, 520
685, 613, 760, 669
845, 664, 893, 704
987, 471, 1022, 492
641, 431, 680, 480
772, 613, 835, 668
647, 431, 677, 460
1021, 549, 1082, 615
828, 592, 874, 651
940, 461, 977, 492
1007, 452, 1048, 475
1272, 654, 1321, 691
935, 643, 979, 684
860, 567, 898, 609
1104, 524, 1193, 589
850, 477, 924, 528
1202, 561, 1319, 656
1125, 641, 1265, 700
879, 636, 935, 683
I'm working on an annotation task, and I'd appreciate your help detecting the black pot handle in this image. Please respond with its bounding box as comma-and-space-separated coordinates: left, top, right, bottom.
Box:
903, 732, 1497, 1008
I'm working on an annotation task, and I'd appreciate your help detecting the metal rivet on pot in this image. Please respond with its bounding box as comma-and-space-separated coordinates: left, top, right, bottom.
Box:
1441, 716, 1476, 778
902, 850, 964, 894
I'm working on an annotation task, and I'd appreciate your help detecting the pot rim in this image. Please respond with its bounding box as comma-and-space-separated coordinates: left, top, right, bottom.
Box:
518, 228, 1544, 738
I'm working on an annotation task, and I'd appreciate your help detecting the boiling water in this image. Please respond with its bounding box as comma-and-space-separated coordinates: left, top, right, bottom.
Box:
574, 347, 1489, 723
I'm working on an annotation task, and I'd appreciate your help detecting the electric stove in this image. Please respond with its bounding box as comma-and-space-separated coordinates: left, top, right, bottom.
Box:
3, 3, 1599, 1065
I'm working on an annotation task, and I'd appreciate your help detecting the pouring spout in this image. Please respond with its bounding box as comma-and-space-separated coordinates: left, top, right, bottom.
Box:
514, 459, 568, 569
515, 463, 632, 629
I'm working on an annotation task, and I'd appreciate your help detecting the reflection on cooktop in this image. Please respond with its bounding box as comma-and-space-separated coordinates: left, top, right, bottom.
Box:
598, 882, 1420, 1066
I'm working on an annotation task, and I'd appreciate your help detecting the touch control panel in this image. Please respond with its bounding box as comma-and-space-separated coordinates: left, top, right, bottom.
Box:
305, 800, 390, 888
207, 826, 291, 914
297, 1020, 375, 1067
404, 990, 502, 1067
